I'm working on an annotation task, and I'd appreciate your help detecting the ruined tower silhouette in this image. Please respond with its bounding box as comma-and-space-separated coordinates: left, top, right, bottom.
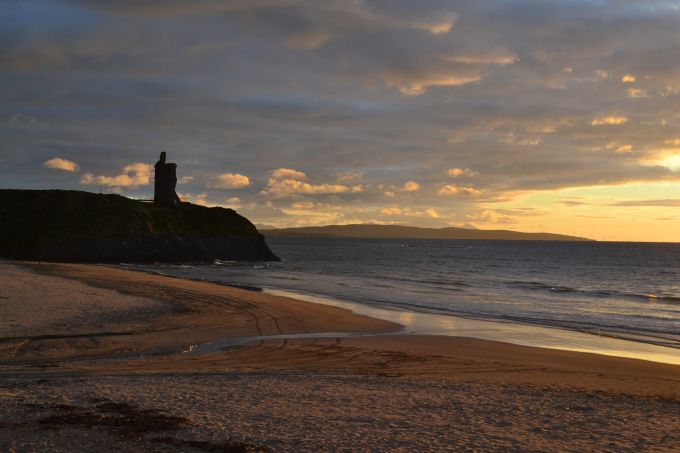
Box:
154, 152, 181, 207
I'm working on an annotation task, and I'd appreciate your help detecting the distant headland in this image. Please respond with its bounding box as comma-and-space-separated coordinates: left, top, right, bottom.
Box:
261, 224, 593, 242
0, 153, 278, 263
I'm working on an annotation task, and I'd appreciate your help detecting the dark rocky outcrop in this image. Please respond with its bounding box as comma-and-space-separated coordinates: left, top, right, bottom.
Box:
0, 189, 279, 263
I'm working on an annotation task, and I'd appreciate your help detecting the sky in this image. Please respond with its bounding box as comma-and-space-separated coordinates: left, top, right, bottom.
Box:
3, 0, 680, 241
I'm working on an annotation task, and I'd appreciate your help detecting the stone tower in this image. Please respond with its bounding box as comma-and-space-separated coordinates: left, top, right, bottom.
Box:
153, 152, 181, 207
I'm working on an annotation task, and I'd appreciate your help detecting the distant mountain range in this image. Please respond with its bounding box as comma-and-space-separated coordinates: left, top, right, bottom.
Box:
261, 224, 593, 242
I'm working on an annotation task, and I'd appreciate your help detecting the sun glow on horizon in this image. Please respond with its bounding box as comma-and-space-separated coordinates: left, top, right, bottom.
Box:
6, 0, 680, 242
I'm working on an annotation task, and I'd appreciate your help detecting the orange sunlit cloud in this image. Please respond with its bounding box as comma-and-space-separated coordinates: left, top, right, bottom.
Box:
8, 1, 680, 240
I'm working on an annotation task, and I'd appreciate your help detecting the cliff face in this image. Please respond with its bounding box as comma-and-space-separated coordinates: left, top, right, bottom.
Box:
0, 189, 279, 263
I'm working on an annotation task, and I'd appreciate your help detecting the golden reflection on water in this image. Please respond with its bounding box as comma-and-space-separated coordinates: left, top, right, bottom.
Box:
266, 289, 680, 366
396, 311, 414, 325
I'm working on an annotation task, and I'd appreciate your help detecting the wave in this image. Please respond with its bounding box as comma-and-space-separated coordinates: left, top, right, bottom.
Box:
506, 280, 680, 304
268, 288, 680, 349
372, 242, 476, 249
117, 263, 680, 350
378, 274, 471, 288
270, 275, 301, 281
507, 280, 580, 294
213, 259, 271, 269
632, 294, 680, 303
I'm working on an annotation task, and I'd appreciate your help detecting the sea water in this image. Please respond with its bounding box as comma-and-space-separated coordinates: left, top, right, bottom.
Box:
127, 238, 680, 350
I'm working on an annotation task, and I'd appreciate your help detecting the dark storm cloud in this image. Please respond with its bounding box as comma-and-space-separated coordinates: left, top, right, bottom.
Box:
2, 0, 680, 224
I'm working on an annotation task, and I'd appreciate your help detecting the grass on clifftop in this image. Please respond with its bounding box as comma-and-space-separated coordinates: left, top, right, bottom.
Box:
0, 189, 260, 243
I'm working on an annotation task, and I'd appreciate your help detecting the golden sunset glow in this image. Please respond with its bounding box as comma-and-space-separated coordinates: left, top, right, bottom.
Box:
5, 1, 680, 242
3, 4, 680, 450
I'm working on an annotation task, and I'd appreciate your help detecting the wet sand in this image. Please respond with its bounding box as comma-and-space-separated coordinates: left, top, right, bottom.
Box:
1, 261, 679, 451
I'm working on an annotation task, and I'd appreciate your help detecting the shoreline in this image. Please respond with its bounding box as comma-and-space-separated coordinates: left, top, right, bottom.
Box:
2, 260, 680, 451
265, 288, 680, 365
114, 262, 680, 365
0, 261, 676, 379
120, 260, 680, 355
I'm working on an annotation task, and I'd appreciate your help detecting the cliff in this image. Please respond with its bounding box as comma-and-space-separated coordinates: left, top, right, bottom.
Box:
0, 189, 279, 263
262, 224, 593, 242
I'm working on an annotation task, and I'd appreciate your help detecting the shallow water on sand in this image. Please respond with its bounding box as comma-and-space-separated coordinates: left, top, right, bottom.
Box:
127, 238, 680, 359
273, 289, 680, 364
179, 288, 680, 365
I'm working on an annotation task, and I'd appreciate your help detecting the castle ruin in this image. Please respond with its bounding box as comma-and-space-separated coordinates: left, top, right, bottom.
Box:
153, 152, 181, 207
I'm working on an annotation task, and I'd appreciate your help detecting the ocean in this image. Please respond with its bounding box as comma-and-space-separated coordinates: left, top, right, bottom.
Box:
126, 237, 680, 350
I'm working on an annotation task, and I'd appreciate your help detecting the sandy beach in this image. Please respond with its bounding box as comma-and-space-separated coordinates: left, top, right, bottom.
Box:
1, 261, 679, 452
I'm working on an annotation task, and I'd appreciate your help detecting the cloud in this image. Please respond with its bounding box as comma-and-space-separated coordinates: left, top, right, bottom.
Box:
591, 116, 629, 126
284, 29, 331, 50
225, 196, 241, 207
379, 206, 403, 215
178, 176, 194, 184
379, 206, 439, 218
291, 201, 315, 209
466, 209, 513, 224
336, 171, 363, 183
43, 157, 79, 172
445, 54, 518, 66
437, 184, 481, 197
627, 88, 649, 98
80, 163, 152, 188
208, 173, 251, 189
10, 114, 37, 127
261, 180, 357, 198
271, 168, 307, 180
520, 137, 541, 146
449, 222, 479, 229
595, 69, 610, 80
616, 145, 633, 153
497, 131, 541, 146
447, 168, 479, 178
180, 192, 208, 206
424, 208, 439, 218
413, 11, 458, 35
8, 0, 680, 238
611, 199, 680, 207
401, 181, 421, 192
398, 75, 480, 96
559, 199, 595, 206
261, 167, 360, 198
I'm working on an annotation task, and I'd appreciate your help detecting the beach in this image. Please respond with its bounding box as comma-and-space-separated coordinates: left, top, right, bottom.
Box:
1, 261, 679, 451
